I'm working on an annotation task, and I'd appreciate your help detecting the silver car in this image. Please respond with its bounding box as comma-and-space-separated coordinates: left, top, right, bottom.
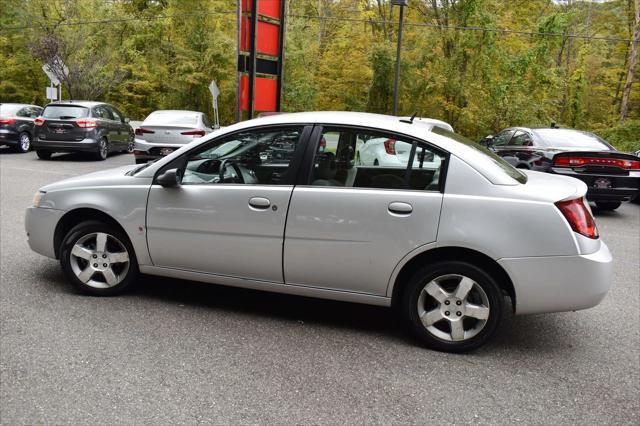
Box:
133, 110, 213, 163
25, 112, 612, 352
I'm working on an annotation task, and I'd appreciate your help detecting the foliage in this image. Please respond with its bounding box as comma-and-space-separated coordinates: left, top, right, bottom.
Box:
0, 0, 638, 150
594, 119, 640, 152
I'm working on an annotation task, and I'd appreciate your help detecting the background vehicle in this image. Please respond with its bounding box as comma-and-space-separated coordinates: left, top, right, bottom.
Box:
133, 110, 213, 164
32, 101, 134, 161
356, 117, 451, 167
25, 112, 612, 353
480, 126, 640, 210
0, 103, 43, 153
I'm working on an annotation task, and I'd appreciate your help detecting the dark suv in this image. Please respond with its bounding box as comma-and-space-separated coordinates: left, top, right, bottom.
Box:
480, 126, 639, 210
33, 101, 134, 161
0, 103, 43, 153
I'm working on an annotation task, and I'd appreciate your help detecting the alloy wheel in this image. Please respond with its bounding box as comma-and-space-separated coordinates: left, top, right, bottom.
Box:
20, 133, 30, 151
69, 232, 130, 289
417, 274, 490, 342
99, 140, 108, 159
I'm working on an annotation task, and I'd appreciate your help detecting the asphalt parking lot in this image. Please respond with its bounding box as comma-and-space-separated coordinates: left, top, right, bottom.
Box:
1, 148, 638, 424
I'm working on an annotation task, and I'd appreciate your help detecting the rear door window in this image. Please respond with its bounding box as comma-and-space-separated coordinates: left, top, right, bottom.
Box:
492, 130, 515, 147
43, 105, 89, 119
510, 131, 534, 147
309, 127, 447, 191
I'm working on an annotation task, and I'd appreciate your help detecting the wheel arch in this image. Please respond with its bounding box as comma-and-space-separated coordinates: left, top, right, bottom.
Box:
53, 208, 128, 259
389, 246, 516, 312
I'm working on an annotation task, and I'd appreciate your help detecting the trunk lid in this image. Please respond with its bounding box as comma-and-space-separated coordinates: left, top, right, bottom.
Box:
551, 151, 640, 176
515, 170, 587, 203
39, 119, 88, 141
135, 125, 204, 145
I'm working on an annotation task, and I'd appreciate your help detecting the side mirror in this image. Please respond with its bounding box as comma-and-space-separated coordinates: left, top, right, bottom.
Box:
124, 117, 130, 124
157, 168, 182, 187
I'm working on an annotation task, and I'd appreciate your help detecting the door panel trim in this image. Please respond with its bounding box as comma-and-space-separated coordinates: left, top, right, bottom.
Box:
139, 265, 392, 307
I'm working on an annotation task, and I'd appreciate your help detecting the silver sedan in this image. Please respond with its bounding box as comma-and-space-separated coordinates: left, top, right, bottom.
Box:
25, 112, 612, 352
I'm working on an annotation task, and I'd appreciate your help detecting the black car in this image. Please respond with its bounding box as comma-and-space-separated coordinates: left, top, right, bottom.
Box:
33, 101, 134, 161
480, 126, 639, 210
0, 103, 43, 153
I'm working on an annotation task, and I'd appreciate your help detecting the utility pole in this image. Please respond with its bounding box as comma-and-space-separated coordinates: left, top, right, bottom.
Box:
392, 0, 407, 116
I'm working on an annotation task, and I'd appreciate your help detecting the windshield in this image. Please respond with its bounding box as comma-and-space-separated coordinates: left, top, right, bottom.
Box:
533, 129, 612, 150
431, 127, 528, 184
43, 105, 89, 119
144, 112, 199, 126
0, 104, 23, 116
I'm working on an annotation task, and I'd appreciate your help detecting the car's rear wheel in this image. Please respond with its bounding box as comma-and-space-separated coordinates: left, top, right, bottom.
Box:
400, 261, 502, 352
595, 201, 621, 211
59, 221, 138, 296
93, 138, 108, 161
36, 150, 52, 160
16, 132, 31, 153
126, 139, 135, 153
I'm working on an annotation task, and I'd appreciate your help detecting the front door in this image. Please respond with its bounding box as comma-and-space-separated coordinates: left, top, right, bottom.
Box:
145, 125, 309, 282
284, 126, 447, 296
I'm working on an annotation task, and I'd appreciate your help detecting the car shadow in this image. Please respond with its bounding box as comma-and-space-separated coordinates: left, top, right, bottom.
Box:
36, 263, 577, 354
0, 147, 23, 155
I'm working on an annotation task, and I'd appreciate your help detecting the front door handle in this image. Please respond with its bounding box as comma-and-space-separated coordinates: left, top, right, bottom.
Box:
388, 201, 412, 215
249, 197, 271, 209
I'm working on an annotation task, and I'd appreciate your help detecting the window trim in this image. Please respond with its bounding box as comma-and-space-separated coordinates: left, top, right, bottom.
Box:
298, 124, 450, 193
153, 124, 314, 186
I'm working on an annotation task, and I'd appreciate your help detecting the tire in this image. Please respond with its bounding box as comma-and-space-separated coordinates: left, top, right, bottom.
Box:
400, 261, 503, 353
126, 138, 135, 154
93, 138, 108, 161
373, 159, 379, 166
36, 150, 52, 160
15, 132, 31, 153
595, 201, 621, 211
59, 220, 138, 296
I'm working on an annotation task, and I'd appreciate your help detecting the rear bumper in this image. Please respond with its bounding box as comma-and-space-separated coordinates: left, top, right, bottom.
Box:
134, 139, 186, 161
0, 129, 20, 144
25, 207, 65, 259
499, 241, 612, 315
550, 168, 640, 202
33, 137, 99, 152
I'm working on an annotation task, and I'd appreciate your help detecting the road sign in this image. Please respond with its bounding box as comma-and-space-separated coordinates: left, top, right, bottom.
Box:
208, 80, 220, 99
42, 64, 60, 86
209, 80, 220, 129
46, 86, 58, 101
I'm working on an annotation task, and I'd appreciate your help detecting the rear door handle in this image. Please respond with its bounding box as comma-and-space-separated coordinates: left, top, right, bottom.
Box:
388, 201, 412, 215
249, 197, 271, 209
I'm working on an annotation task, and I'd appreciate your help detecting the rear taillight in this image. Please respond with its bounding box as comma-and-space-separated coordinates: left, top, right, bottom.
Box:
555, 197, 598, 239
135, 128, 155, 136
0, 117, 16, 125
34, 117, 45, 126
553, 155, 640, 170
180, 129, 206, 137
384, 139, 396, 155
76, 119, 97, 128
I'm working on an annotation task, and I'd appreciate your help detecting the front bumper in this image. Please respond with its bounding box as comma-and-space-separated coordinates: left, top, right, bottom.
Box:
499, 241, 612, 315
25, 207, 65, 259
550, 168, 640, 202
33, 137, 99, 152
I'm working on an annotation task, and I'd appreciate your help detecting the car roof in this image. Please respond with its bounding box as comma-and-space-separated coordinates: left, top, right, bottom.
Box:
148, 110, 202, 114
0, 103, 41, 108
138, 111, 524, 185
45, 101, 108, 107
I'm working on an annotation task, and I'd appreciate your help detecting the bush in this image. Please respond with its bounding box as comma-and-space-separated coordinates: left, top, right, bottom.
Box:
594, 120, 640, 153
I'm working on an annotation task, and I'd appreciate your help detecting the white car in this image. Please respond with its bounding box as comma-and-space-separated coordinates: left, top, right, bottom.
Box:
134, 110, 214, 163
356, 117, 452, 167
25, 111, 611, 352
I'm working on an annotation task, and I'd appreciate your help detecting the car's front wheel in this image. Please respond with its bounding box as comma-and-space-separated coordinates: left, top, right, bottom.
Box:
400, 261, 503, 352
16, 132, 31, 153
595, 201, 621, 211
59, 221, 138, 296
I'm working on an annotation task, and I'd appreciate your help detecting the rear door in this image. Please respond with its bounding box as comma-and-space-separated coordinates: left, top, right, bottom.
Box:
145, 125, 311, 282
108, 106, 128, 148
283, 126, 447, 296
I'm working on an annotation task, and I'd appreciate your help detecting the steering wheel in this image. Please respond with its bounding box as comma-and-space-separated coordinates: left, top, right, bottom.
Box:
218, 159, 245, 183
